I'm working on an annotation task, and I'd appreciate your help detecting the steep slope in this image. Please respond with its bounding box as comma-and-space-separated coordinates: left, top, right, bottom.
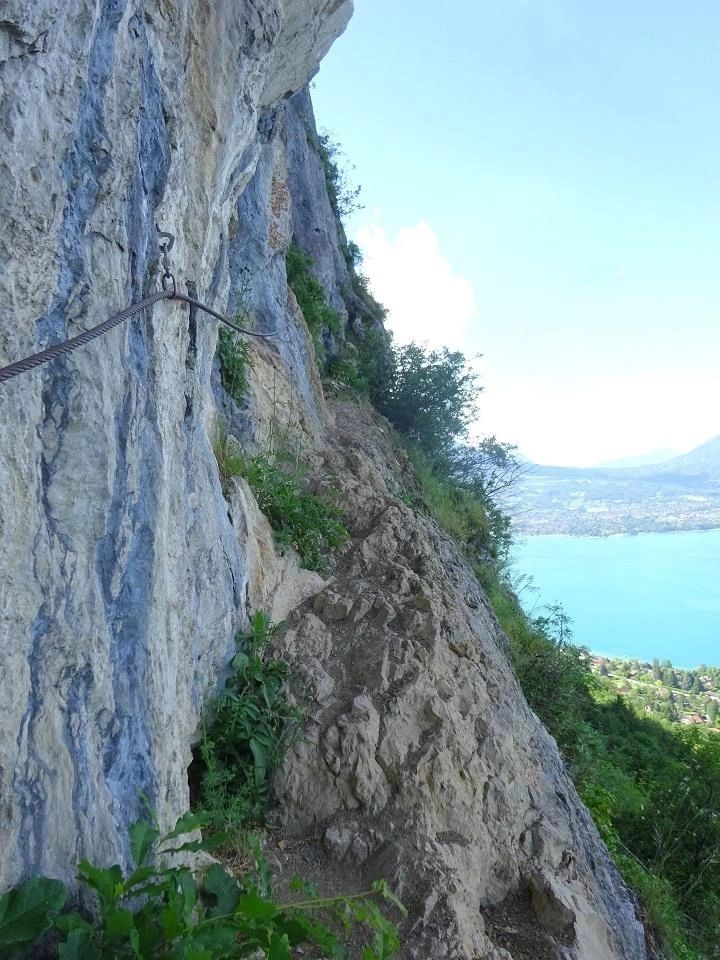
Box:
1, 4, 650, 959
265, 402, 646, 960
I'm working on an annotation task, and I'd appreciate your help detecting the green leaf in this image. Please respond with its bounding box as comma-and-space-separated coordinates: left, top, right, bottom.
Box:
202, 864, 240, 917
0, 877, 67, 956
163, 810, 213, 842
231, 652, 250, 675
372, 880, 407, 916
58, 929, 100, 960
160, 903, 183, 941
235, 892, 279, 922
268, 931, 292, 960
249, 738, 267, 786
77, 861, 123, 905
123, 865, 160, 893
130, 819, 159, 867
54, 912, 93, 935
104, 907, 136, 939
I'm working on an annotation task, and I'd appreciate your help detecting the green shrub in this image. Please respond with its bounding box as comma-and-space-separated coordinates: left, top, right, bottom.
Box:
198, 612, 302, 837
375, 343, 481, 462
0, 810, 403, 959
327, 353, 367, 393
237, 452, 348, 572
355, 327, 394, 402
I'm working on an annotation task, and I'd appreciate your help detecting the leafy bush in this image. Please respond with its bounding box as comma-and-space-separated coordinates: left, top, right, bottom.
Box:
286, 245, 343, 361
198, 612, 302, 837
327, 352, 368, 393
0, 810, 403, 959
237, 452, 348, 572
375, 343, 481, 461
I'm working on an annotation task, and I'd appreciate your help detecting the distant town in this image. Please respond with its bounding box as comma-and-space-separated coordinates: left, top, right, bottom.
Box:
506, 434, 720, 536
590, 655, 720, 729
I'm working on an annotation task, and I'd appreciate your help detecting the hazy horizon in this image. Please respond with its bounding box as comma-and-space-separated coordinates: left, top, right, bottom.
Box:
522, 436, 715, 470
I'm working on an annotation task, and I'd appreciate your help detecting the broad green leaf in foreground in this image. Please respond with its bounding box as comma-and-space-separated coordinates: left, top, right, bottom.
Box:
0, 876, 67, 957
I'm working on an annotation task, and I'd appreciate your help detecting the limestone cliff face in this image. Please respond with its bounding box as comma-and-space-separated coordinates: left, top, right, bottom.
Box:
0, 0, 352, 887
0, 4, 648, 959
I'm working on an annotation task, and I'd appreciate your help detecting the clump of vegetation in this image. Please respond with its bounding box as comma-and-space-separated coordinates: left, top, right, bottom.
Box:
359, 340, 517, 561
327, 351, 368, 393
218, 328, 252, 402
404, 443, 493, 556
241, 453, 347, 572
0, 809, 403, 959
286, 245, 343, 361
197, 612, 302, 838
215, 434, 347, 573
317, 131, 363, 220
374, 343, 481, 462
213, 426, 246, 494
217, 269, 254, 403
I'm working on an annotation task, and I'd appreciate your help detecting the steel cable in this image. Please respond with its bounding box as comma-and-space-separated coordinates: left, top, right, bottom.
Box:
0, 286, 291, 385
0, 289, 174, 384
174, 293, 291, 339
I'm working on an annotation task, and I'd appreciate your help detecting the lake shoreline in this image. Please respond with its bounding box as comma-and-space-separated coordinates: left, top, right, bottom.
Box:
512, 529, 720, 670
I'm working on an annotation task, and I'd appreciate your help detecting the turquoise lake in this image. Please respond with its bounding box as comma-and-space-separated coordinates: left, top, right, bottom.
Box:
511, 529, 720, 668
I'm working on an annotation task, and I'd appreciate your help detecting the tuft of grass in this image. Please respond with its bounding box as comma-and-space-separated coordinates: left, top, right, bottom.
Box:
239, 453, 348, 572
213, 426, 245, 494
217, 327, 252, 402
404, 443, 493, 557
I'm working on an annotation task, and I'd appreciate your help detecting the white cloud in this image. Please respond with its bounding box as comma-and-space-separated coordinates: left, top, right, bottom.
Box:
478, 368, 720, 467
354, 221, 476, 350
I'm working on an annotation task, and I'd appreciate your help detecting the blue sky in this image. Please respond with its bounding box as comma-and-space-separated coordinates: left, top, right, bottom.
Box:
313, 1, 720, 466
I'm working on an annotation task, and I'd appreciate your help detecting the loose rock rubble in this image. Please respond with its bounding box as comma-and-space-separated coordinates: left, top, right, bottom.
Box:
272, 402, 648, 960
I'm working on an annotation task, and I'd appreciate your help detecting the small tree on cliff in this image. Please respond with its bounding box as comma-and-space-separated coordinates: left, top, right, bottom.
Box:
376, 343, 481, 460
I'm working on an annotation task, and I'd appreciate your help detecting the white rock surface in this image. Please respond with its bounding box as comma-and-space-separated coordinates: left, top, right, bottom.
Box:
0, 0, 351, 885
